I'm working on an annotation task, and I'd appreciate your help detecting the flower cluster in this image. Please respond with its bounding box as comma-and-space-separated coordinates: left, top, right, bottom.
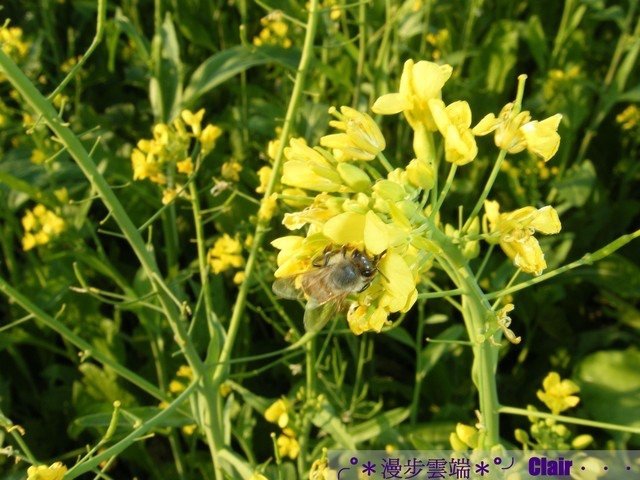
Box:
483, 200, 561, 275
130, 109, 222, 203
26, 462, 67, 480
272, 59, 564, 335
207, 234, 247, 284
21, 204, 65, 251
264, 398, 300, 460
0, 25, 29, 64
253, 11, 292, 48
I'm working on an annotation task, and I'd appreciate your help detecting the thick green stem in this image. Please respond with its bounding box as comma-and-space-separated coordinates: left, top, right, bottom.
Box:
211, 0, 321, 383
431, 227, 500, 447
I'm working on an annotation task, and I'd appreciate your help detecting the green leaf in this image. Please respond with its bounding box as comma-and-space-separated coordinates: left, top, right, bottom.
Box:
470, 20, 519, 93
182, 45, 300, 106
553, 160, 596, 208
575, 349, 640, 429
418, 325, 465, 382
406, 421, 457, 449
347, 407, 410, 444
312, 401, 357, 449
582, 254, 640, 299
149, 13, 183, 122
524, 16, 549, 71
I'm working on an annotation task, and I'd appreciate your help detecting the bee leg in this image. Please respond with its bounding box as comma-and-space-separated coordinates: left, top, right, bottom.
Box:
357, 280, 372, 293
312, 245, 333, 267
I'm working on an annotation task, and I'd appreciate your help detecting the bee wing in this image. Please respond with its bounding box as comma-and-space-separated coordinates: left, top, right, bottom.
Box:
303, 296, 342, 333
272, 277, 303, 300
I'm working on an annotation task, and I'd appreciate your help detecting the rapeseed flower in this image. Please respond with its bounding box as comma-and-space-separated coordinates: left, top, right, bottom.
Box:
372, 59, 453, 131
537, 372, 580, 415
130, 109, 222, 190
320, 106, 386, 161
21, 205, 65, 251
0, 26, 29, 62
484, 200, 561, 275
473, 102, 562, 161
253, 11, 292, 48
264, 398, 290, 428
276, 428, 300, 459
428, 99, 478, 165
26, 462, 67, 480
207, 234, 245, 274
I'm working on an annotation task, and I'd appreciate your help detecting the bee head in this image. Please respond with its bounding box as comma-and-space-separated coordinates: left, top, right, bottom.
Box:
350, 249, 383, 278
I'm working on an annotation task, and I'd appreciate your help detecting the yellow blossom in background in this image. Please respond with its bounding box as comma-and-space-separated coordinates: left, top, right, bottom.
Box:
428, 99, 478, 165
161, 188, 178, 205
30, 149, 47, 164
256, 166, 273, 193
264, 398, 290, 428
221, 160, 242, 181
449, 423, 479, 451
617, 104, 640, 131
168, 365, 193, 394
182, 424, 197, 435
258, 193, 278, 222
233, 271, 245, 285
207, 234, 245, 274
253, 11, 292, 48
276, 428, 300, 460
21, 205, 65, 251
320, 106, 386, 161
425, 29, 451, 61
473, 102, 562, 162
484, 200, 561, 275
372, 59, 453, 131
60, 56, 80, 74
26, 462, 67, 480
0, 26, 29, 62
177, 158, 193, 175
199, 124, 223, 155
181, 108, 205, 137
537, 372, 580, 414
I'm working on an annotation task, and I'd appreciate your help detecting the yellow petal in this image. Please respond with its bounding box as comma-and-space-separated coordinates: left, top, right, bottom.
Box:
364, 210, 390, 255
472, 113, 500, 136
530, 206, 561, 234
372, 93, 412, 115
323, 211, 365, 246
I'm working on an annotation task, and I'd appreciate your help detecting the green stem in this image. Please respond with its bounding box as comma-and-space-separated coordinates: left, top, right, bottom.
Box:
486, 229, 640, 300
0, 274, 167, 400
410, 300, 427, 424
431, 163, 457, 217
189, 181, 219, 338
65, 381, 199, 479
352, 0, 366, 106
431, 227, 500, 447
376, 151, 394, 173
210, 0, 321, 383
47, 0, 106, 100
499, 406, 640, 435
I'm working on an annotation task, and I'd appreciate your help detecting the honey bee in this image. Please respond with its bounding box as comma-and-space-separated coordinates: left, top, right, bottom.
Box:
272, 246, 382, 332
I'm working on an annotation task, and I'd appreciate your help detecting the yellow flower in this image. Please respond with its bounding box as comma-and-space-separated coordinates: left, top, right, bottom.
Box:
405, 157, 435, 190
258, 193, 278, 222
30, 149, 47, 164
473, 103, 562, 162
272, 234, 331, 278
536, 372, 580, 414
199, 124, 223, 155
320, 106, 386, 161
233, 271, 245, 285
253, 12, 292, 48
372, 59, 453, 131
177, 158, 194, 175
277, 428, 300, 460
265, 398, 290, 428
207, 234, 245, 274
21, 205, 65, 251
0, 26, 29, 62
26, 462, 67, 480
181, 109, 205, 137
221, 160, 242, 182
428, 99, 478, 165
281, 138, 343, 192
182, 424, 197, 435
131, 148, 166, 184
256, 166, 273, 193
169, 365, 193, 393
617, 104, 640, 131
484, 200, 561, 275
162, 188, 178, 205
